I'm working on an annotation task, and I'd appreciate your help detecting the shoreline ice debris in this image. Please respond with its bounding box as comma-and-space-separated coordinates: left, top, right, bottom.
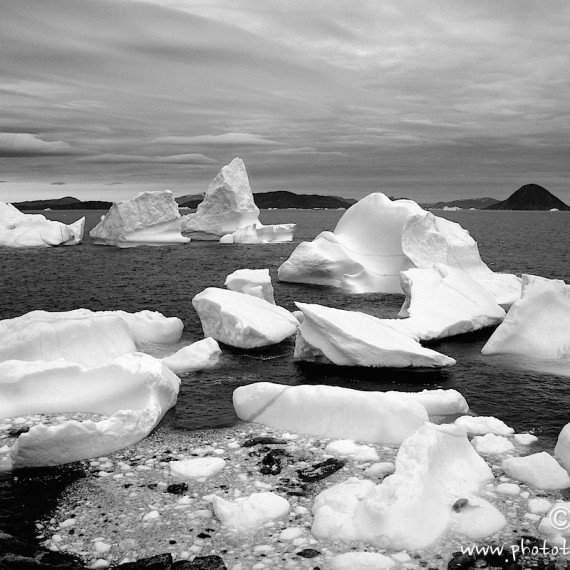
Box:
181, 157, 295, 241
0, 309, 184, 366
482, 274, 570, 359
192, 287, 298, 348
90, 190, 190, 247
277, 192, 520, 304
1, 201, 84, 247
161, 337, 221, 375
225, 268, 275, 304
502, 452, 570, 490
311, 423, 502, 550
1, 353, 180, 469
233, 382, 468, 444
293, 302, 455, 368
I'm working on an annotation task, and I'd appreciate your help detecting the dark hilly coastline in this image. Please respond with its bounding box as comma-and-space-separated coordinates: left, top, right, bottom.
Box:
485, 184, 570, 211
424, 197, 500, 210
12, 196, 112, 211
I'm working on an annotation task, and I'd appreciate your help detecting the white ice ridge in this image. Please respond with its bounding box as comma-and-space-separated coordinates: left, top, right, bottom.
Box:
277, 192, 521, 303
181, 158, 261, 239
90, 190, 190, 247
219, 222, 296, 244
192, 287, 298, 348
0, 309, 184, 366
311, 423, 503, 550
0, 201, 84, 247
225, 268, 276, 304
293, 302, 455, 368
233, 382, 468, 444
1, 353, 180, 469
161, 337, 221, 375
482, 274, 570, 359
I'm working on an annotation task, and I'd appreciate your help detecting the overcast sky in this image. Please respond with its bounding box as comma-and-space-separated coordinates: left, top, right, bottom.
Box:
2, 0, 569, 203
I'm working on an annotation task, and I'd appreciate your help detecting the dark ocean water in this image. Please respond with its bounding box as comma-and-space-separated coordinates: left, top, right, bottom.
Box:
1, 208, 569, 537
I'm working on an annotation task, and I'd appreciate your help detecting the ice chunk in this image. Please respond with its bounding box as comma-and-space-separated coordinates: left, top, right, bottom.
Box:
365, 462, 395, 477
396, 264, 505, 341
325, 440, 380, 462
502, 452, 570, 489
528, 498, 553, 515
169, 457, 226, 479
181, 158, 260, 239
0, 202, 84, 247
537, 501, 570, 541
220, 222, 295, 244
278, 193, 521, 303
330, 552, 395, 569
311, 423, 499, 550
90, 190, 190, 247
482, 274, 570, 359
233, 382, 428, 444
212, 492, 289, 532
225, 269, 275, 304
0, 309, 183, 366
3, 353, 180, 468
161, 338, 221, 374
402, 388, 468, 415
293, 302, 455, 368
472, 434, 514, 455
495, 483, 521, 495
192, 287, 298, 348
454, 415, 514, 436
555, 422, 570, 474
514, 433, 538, 445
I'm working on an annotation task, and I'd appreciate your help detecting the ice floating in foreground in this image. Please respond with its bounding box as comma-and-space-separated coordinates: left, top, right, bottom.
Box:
454, 415, 514, 436
293, 302, 455, 368
0, 201, 84, 247
502, 452, 570, 490
278, 192, 520, 304
311, 423, 502, 550
161, 337, 221, 374
554, 422, 570, 474
1, 353, 180, 469
192, 287, 298, 348
482, 274, 570, 359
0, 309, 183, 366
233, 382, 468, 444
90, 190, 190, 247
225, 268, 275, 304
220, 222, 295, 244
169, 457, 226, 479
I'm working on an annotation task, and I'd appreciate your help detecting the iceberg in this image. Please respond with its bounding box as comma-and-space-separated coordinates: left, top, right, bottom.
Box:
220, 222, 296, 244
90, 190, 190, 247
293, 302, 455, 368
161, 337, 221, 374
0, 201, 84, 247
554, 422, 570, 474
502, 452, 570, 490
192, 287, 298, 348
1, 353, 180, 469
278, 193, 521, 303
482, 274, 570, 359
224, 268, 275, 304
0, 309, 183, 366
311, 423, 501, 550
181, 158, 261, 239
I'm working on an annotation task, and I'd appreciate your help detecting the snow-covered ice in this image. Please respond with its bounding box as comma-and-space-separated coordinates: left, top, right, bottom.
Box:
471, 433, 514, 455
169, 457, 226, 479
482, 274, 570, 359
90, 190, 190, 247
192, 287, 298, 348
224, 268, 275, 303
502, 452, 570, 489
161, 337, 221, 374
0, 201, 84, 247
293, 302, 455, 368
454, 415, 514, 436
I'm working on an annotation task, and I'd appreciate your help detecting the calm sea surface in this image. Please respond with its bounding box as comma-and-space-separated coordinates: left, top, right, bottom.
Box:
1, 208, 569, 536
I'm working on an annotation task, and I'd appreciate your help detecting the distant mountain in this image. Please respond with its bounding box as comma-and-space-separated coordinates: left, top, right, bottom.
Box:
12, 196, 112, 210
424, 197, 500, 210
485, 184, 570, 211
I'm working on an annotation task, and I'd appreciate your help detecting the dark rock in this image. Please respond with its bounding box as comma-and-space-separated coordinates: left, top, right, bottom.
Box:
172, 555, 227, 569
296, 549, 321, 559
297, 458, 346, 482
260, 449, 290, 475
113, 553, 173, 569
242, 437, 288, 447
448, 552, 476, 570
452, 498, 469, 512
197, 532, 211, 539
166, 483, 188, 495
7, 426, 30, 437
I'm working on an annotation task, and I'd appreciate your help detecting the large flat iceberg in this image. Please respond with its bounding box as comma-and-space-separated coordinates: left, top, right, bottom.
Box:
278, 193, 520, 304
293, 302, 455, 368
0, 201, 84, 247
90, 190, 190, 247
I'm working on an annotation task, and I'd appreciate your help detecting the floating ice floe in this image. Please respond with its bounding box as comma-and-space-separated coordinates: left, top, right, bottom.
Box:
293, 302, 455, 368
224, 268, 275, 304
471, 433, 514, 455
538, 501, 570, 544
212, 492, 290, 532
169, 457, 226, 479
161, 337, 221, 374
454, 415, 514, 436
311, 423, 502, 550
325, 440, 380, 462
234, 382, 467, 444
90, 190, 190, 247
0, 201, 84, 247
1, 353, 180, 469
192, 287, 298, 348
482, 274, 570, 359
278, 192, 520, 304
220, 222, 295, 244
502, 452, 570, 490
0, 309, 183, 366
